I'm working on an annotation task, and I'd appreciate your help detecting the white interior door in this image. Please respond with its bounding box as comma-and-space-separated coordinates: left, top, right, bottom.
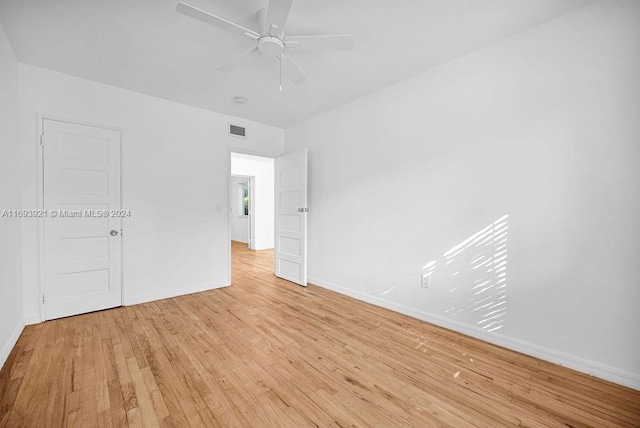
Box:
42, 119, 123, 320
275, 149, 307, 286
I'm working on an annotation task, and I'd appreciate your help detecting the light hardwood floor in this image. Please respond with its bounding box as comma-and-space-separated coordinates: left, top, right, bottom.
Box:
1, 241, 639, 427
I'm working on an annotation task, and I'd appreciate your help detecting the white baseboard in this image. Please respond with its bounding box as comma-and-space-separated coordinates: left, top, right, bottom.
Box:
0, 319, 25, 371
124, 282, 230, 306
253, 245, 275, 251
24, 315, 42, 325
22, 283, 232, 323
308, 276, 640, 391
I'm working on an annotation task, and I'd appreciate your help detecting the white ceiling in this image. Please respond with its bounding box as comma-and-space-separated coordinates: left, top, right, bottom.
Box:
0, 0, 594, 128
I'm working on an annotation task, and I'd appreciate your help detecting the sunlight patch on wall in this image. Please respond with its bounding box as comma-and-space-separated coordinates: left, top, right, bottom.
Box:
426, 215, 509, 332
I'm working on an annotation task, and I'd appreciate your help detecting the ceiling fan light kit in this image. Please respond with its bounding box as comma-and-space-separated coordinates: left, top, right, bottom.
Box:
176, 0, 355, 90
258, 35, 284, 56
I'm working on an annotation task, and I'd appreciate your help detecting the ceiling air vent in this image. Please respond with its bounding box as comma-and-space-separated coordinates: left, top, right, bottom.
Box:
229, 124, 246, 138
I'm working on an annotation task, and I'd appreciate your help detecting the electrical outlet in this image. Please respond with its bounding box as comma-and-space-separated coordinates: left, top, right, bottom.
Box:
421, 274, 431, 288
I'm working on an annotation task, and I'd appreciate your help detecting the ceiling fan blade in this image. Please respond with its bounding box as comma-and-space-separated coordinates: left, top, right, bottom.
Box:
280, 54, 308, 85
285, 35, 355, 51
266, 0, 293, 37
177, 2, 259, 40
218, 47, 260, 72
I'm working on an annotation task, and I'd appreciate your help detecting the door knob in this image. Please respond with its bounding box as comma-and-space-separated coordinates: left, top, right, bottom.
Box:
110, 230, 119, 236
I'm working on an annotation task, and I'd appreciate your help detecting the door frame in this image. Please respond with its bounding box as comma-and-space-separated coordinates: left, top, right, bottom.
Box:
227, 148, 276, 284
230, 174, 254, 248
36, 115, 125, 322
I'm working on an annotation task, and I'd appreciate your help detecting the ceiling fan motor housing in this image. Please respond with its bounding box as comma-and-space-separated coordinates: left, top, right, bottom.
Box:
258, 35, 284, 56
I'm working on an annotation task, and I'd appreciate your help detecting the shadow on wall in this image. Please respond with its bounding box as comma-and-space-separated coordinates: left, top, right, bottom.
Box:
423, 215, 509, 332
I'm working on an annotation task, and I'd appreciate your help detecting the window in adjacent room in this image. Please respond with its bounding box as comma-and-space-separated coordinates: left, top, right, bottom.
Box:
239, 182, 249, 216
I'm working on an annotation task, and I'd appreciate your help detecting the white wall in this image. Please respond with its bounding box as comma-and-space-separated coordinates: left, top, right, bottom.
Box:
0, 20, 24, 369
230, 176, 249, 243
231, 153, 275, 250
285, 0, 640, 389
18, 65, 284, 318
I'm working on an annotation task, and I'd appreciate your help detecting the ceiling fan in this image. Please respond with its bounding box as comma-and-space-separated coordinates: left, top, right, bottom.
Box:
176, 0, 355, 89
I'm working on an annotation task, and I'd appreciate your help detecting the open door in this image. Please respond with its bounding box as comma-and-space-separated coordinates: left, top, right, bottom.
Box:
274, 150, 307, 286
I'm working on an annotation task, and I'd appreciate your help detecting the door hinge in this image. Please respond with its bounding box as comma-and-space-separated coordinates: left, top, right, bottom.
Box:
42, 294, 46, 304
40, 134, 45, 146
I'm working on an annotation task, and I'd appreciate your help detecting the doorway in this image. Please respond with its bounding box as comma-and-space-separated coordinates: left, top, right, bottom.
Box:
230, 175, 254, 248
229, 152, 276, 280
228, 149, 309, 286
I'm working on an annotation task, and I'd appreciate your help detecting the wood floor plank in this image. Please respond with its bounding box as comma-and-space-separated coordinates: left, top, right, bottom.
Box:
1, 240, 639, 427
